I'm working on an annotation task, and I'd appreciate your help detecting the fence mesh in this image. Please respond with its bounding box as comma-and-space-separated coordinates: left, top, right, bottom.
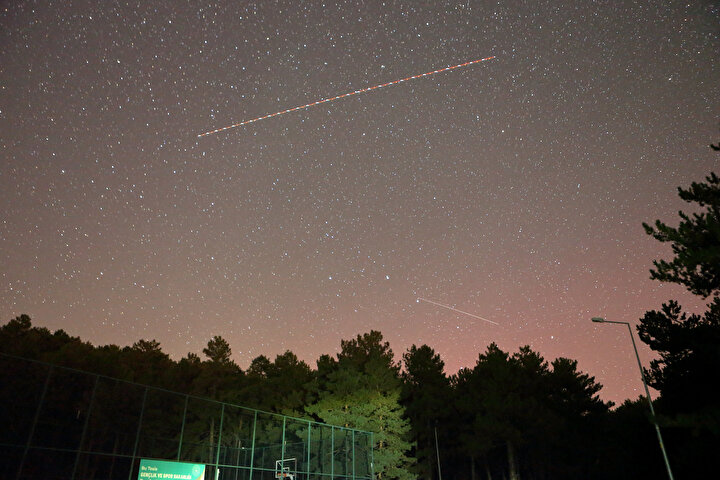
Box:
0, 353, 374, 480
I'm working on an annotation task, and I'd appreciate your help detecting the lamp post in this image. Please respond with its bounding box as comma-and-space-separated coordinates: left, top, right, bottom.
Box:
591, 317, 675, 480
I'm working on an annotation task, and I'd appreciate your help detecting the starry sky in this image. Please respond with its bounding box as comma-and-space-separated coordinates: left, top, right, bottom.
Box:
1, 1, 718, 405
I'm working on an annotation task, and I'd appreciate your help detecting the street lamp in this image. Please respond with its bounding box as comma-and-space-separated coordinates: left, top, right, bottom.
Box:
591, 317, 675, 480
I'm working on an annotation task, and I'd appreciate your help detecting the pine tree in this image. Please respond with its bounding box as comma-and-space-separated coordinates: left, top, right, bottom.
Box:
306, 331, 416, 480
642, 171, 719, 298
639, 168, 720, 412
401, 344, 450, 480
638, 164, 720, 477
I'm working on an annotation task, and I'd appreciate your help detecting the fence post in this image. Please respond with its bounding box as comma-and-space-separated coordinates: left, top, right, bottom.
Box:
352, 430, 356, 480
71, 374, 100, 479
370, 432, 375, 480
249, 411, 258, 480
178, 395, 189, 461
16, 364, 53, 480
215, 404, 225, 477
281, 416, 287, 470
128, 387, 149, 480
306, 422, 312, 478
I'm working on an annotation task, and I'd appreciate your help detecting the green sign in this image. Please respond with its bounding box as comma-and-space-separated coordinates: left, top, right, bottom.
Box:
138, 459, 206, 480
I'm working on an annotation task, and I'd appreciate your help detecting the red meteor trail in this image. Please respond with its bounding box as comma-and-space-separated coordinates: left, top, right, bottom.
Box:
198, 56, 496, 137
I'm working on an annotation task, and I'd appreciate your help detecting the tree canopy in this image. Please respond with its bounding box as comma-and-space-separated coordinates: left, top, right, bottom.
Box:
0, 315, 694, 480
638, 163, 720, 478
306, 331, 415, 480
643, 171, 720, 298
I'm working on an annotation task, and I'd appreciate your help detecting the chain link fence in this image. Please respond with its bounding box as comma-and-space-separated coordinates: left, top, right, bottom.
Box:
0, 353, 374, 480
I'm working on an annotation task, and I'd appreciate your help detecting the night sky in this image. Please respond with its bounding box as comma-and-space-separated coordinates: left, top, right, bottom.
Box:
1, 1, 718, 405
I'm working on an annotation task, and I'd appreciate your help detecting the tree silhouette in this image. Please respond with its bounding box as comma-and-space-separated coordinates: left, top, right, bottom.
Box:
401, 344, 450, 480
638, 161, 720, 478
241, 350, 313, 414
642, 171, 719, 298
203, 335, 233, 365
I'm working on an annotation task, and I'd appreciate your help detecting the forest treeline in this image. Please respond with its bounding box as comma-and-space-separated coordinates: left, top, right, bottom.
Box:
2, 167, 718, 480
0, 314, 704, 480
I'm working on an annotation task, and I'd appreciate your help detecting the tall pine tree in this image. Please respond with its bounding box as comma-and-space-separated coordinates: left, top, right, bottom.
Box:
401, 344, 450, 480
638, 165, 720, 477
306, 331, 416, 480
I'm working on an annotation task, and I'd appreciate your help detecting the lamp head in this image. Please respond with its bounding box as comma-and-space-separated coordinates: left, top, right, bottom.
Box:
591, 317, 606, 323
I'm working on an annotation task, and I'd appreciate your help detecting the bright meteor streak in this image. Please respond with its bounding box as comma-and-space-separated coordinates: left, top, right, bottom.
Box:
198, 56, 496, 137
417, 297, 498, 325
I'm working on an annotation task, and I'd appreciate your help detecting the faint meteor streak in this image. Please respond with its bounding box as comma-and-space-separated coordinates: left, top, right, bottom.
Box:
198, 56, 496, 137
417, 297, 498, 325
